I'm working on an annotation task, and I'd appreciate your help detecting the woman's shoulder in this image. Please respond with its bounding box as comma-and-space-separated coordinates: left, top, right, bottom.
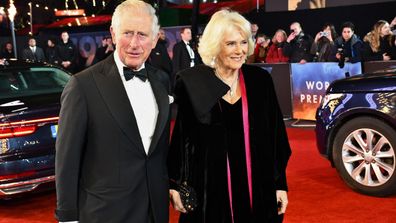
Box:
177, 64, 213, 81
242, 64, 271, 77
242, 64, 273, 86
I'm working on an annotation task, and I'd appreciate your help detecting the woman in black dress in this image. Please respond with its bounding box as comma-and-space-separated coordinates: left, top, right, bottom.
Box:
168, 9, 292, 223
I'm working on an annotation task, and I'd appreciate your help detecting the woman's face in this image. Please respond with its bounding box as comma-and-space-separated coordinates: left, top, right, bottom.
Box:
275, 31, 285, 43
380, 23, 391, 37
217, 29, 248, 71
342, 27, 353, 41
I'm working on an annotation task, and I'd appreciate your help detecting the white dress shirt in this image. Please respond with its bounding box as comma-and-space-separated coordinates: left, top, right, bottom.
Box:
59, 51, 158, 223
30, 46, 36, 53
183, 40, 195, 67
114, 50, 158, 154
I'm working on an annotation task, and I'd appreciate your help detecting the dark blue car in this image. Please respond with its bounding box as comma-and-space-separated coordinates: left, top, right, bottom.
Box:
0, 60, 70, 198
315, 68, 396, 197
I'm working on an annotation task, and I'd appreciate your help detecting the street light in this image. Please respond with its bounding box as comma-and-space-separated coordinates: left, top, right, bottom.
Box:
28, 2, 33, 36
7, 0, 17, 58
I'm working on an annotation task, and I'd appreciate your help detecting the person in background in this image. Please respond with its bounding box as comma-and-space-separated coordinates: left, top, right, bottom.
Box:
56, 31, 77, 73
168, 9, 291, 223
331, 21, 363, 65
0, 42, 15, 59
172, 27, 200, 75
283, 22, 313, 63
362, 20, 396, 61
21, 37, 46, 62
158, 28, 169, 48
266, 29, 289, 63
310, 23, 338, 62
46, 38, 59, 65
250, 34, 271, 63
148, 28, 173, 88
55, 0, 171, 222
390, 16, 396, 35
94, 36, 114, 63
251, 23, 259, 43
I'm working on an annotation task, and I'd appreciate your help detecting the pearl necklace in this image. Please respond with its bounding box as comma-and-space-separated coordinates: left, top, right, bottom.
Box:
215, 70, 239, 97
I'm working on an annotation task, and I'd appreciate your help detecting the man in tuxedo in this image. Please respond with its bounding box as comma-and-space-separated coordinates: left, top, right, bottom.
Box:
21, 37, 46, 62
55, 1, 171, 223
172, 27, 199, 75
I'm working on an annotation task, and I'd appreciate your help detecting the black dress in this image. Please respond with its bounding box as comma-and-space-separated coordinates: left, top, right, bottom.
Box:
169, 64, 291, 223
219, 98, 251, 222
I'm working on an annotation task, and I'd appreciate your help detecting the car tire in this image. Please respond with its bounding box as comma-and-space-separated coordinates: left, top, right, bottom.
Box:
332, 116, 396, 196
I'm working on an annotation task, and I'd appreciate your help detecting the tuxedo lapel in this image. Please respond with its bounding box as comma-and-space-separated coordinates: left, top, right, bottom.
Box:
93, 55, 146, 155
146, 64, 169, 156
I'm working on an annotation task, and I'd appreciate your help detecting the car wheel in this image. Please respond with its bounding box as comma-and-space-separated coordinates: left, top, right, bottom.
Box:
332, 116, 396, 196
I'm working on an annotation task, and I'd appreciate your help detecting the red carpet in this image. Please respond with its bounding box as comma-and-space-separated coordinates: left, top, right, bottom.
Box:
0, 128, 395, 222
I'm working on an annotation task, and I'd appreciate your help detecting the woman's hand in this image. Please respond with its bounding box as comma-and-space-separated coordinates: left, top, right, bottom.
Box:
276, 190, 288, 215
170, 189, 187, 213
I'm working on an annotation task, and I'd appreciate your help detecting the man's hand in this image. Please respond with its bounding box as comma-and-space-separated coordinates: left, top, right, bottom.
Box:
276, 190, 288, 215
169, 189, 187, 213
287, 32, 296, 43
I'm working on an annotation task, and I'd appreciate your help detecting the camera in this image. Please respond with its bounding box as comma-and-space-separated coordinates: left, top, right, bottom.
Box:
337, 48, 345, 68
320, 31, 328, 37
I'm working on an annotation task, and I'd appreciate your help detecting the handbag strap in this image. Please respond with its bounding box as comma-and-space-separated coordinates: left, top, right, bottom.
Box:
226, 69, 253, 223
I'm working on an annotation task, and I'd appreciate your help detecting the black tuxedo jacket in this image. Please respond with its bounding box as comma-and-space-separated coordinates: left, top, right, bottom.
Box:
55, 55, 171, 223
172, 41, 199, 75
21, 47, 46, 62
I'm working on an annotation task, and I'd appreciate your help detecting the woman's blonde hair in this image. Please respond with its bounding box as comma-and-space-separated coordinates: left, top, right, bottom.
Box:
198, 9, 255, 67
364, 20, 393, 53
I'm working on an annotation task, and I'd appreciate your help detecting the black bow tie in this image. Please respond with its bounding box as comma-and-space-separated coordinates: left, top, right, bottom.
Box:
123, 67, 147, 82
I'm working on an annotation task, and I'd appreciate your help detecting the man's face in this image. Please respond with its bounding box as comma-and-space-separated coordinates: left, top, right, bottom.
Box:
342, 27, 353, 41
251, 24, 258, 33
61, 32, 69, 42
28, 39, 36, 47
159, 29, 166, 41
181, 28, 192, 42
290, 23, 301, 35
110, 10, 158, 70
5, 43, 12, 50
106, 37, 113, 46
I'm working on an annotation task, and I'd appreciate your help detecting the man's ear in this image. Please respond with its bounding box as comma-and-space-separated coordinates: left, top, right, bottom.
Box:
110, 26, 116, 45
152, 32, 160, 49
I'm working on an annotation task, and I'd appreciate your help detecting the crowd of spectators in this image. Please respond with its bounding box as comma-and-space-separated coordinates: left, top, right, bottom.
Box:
248, 17, 396, 65
1, 16, 396, 77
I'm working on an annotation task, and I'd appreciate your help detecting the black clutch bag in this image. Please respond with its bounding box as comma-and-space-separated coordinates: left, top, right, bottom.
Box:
178, 181, 198, 212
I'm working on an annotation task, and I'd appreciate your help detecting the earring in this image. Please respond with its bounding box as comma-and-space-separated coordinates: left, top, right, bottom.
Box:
210, 57, 215, 67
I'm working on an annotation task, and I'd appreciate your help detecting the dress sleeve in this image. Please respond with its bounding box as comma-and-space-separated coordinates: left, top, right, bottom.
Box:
267, 74, 292, 191
168, 78, 196, 190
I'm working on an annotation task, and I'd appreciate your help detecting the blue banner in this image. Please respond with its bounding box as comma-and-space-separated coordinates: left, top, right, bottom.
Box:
291, 62, 362, 120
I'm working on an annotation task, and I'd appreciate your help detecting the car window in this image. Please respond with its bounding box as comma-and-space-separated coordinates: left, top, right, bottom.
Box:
0, 67, 70, 99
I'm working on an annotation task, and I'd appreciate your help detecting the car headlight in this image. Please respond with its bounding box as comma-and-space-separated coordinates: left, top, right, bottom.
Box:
321, 93, 344, 109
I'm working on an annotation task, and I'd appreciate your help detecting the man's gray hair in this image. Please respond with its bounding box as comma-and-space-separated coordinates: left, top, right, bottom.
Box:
111, 0, 160, 39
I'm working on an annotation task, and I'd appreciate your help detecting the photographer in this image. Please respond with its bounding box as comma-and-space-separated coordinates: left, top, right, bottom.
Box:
310, 23, 338, 62
331, 22, 363, 67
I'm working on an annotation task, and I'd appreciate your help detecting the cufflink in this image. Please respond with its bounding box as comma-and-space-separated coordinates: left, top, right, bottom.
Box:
168, 95, 174, 104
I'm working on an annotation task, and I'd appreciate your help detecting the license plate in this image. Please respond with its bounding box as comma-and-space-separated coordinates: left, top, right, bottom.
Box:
51, 125, 58, 138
